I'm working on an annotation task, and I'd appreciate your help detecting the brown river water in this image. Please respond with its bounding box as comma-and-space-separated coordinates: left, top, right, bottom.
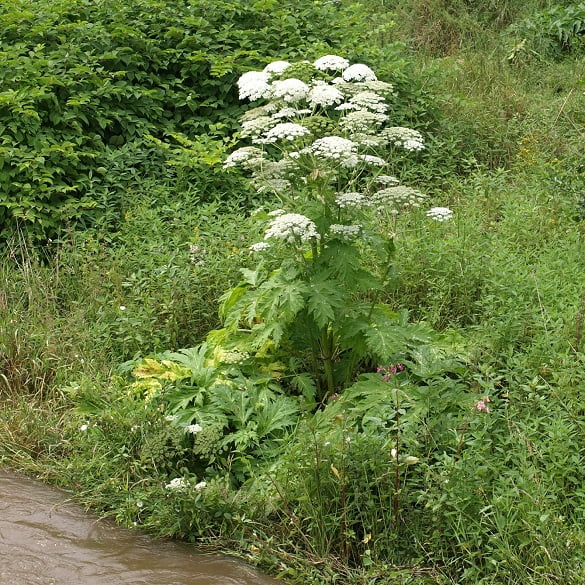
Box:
0, 469, 280, 585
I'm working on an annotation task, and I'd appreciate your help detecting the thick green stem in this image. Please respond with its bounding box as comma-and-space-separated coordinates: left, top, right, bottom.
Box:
320, 328, 336, 399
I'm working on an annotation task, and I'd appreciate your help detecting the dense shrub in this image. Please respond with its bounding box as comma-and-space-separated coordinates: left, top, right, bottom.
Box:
0, 0, 407, 241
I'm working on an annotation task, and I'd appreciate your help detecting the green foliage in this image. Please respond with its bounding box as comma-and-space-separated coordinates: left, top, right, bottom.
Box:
0, 0, 405, 241
508, 2, 585, 61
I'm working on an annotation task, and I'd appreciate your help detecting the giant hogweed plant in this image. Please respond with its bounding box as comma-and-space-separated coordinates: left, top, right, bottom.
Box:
121, 56, 455, 478
217, 55, 453, 402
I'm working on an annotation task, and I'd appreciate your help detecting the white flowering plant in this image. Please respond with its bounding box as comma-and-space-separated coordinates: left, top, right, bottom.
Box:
219, 56, 452, 403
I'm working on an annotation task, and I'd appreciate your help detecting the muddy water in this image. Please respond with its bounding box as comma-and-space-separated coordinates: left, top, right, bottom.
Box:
0, 470, 279, 585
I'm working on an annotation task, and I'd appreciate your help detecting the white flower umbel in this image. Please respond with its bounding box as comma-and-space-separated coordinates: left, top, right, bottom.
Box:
313, 54, 350, 71
335, 192, 370, 209
329, 224, 362, 240
272, 107, 311, 119
255, 178, 292, 194
271, 78, 310, 103
263, 60, 291, 75
185, 423, 203, 434
262, 122, 311, 143
371, 186, 426, 209
250, 241, 271, 252
340, 110, 388, 133
358, 154, 387, 167
382, 127, 425, 151
240, 116, 276, 139
165, 477, 188, 491
238, 71, 271, 101
264, 213, 320, 244
375, 175, 400, 185
303, 136, 357, 160
426, 207, 453, 222
403, 139, 426, 151
349, 91, 388, 113
223, 146, 266, 169
342, 63, 377, 82
361, 80, 395, 96
307, 83, 344, 108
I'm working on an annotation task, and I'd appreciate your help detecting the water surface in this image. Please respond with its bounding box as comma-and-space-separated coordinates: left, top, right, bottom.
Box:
0, 470, 278, 585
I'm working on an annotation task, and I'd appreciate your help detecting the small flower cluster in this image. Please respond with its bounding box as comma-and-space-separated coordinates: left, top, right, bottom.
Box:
377, 363, 405, 382
189, 244, 206, 266
426, 207, 453, 222
329, 223, 362, 240
262, 122, 311, 143
335, 192, 368, 209
185, 423, 203, 434
474, 396, 491, 413
382, 127, 425, 151
223, 146, 266, 169
371, 186, 426, 210
165, 477, 207, 492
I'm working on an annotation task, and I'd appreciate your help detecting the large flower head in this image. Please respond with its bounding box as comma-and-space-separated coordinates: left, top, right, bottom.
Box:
262, 122, 311, 143
342, 63, 377, 82
263, 60, 291, 76
264, 213, 320, 244
271, 78, 310, 103
307, 83, 344, 108
304, 136, 358, 160
238, 71, 271, 101
313, 54, 350, 72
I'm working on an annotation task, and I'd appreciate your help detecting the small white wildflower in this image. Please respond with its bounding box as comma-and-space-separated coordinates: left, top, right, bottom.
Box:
335, 102, 359, 111
263, 122, 311, 143
342, 63, 377, 82
240, 116, 276, 139
382, 127, 425, 150
268, 209, 286, 216
263, 60, 291, 75
375, 175, 400, 185
403, 139, 425, 151
80, 423, 89, 432
194, 481, 207, 492
255, 178, 292, 194
223, 146, 266, 169
136, 500, 143, 508
271, 106, 312, 119
250, 242, 271, 252
335, 192, 369, 209
313, 55, 350, 71
271, 78, 310, 102
304, 136, 357, 160
119, 305, 126, 311
165, 414, 178, 422
237, 71, 271, 101
359, 154, 387, 167
264, 213, 320, 244
307, 83, 344, 108
165, 477, 188, 491
426, 207, 453, 222
329, 224, 362, 240
185, 423, 203, 434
